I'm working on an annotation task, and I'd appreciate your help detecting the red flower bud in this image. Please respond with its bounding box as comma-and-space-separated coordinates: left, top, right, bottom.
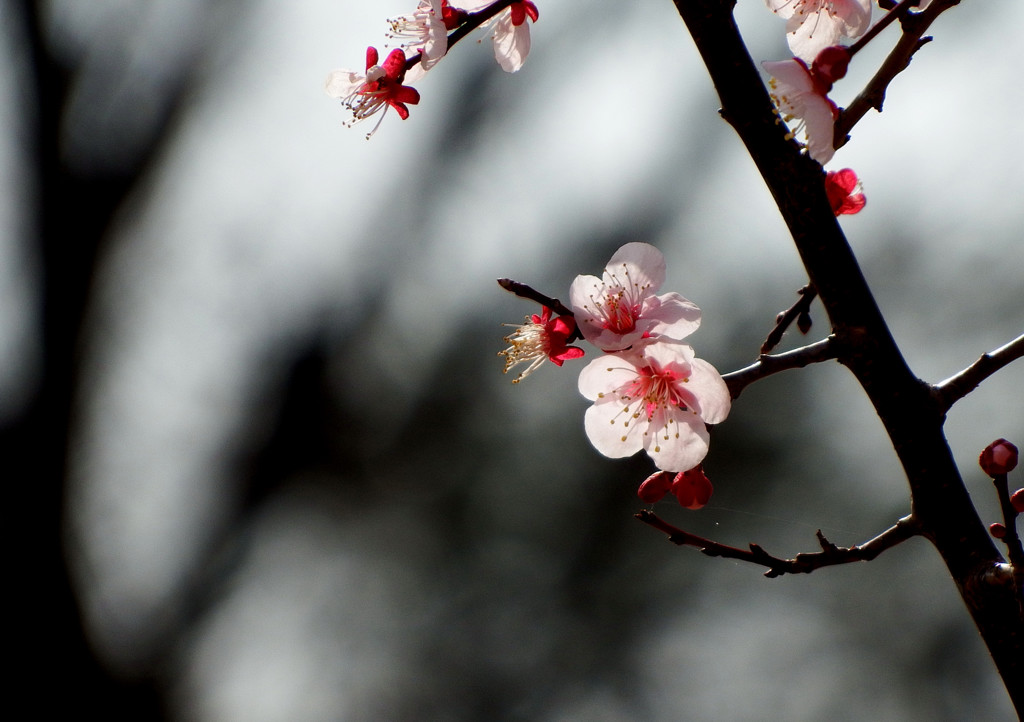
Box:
1011, 488, 1024, 514
989, 522, 1006, 539
638, 471, 674, 504
670, 466, 713, 510
979, 438, 1018, 476
811, 46, 851, 90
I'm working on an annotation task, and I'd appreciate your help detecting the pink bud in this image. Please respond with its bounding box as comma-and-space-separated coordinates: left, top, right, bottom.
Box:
979, 438, 1018, 476
1011, 489, 1023, 514
638, 471, 674, 504
989, 522, 1006, 539
670, 466, 713, 510
811, 46, 851, 90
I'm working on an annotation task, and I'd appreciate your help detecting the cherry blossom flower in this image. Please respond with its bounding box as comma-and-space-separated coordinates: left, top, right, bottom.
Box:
325, 47, 420, 137
824, 168, 866, 215
578, 339, 731, 473
499, 306, 584, 383
766, 0, 872, 62
387, 0, 466, 70
763, 57, 838, 164
569, 243, 702, 352
459, 0, 539, 72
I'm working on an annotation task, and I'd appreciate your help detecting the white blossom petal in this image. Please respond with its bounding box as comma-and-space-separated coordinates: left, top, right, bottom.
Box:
324, 69, 364, 98
643, 408, 710, 473
493, 12, 530, 73
684, 358, 732, 424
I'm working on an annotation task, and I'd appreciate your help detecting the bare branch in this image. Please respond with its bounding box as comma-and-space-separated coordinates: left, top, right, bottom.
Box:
636, 510, 920, 578
496, 279, 574, 318
723, 337, 837, 399
762, 284, 817, 354
933, 334, 1024, 412
834, 0, 961, 150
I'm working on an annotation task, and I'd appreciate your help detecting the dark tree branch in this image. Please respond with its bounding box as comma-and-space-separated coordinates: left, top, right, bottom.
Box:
761, 283, 817, 354
933, 334, 1024, 413
723, 336, 837, 400
636, 510, 919, 578
668, 0, 1023, 709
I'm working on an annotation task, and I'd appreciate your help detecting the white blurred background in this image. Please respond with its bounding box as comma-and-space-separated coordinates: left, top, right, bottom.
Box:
4, 0, 1022, 719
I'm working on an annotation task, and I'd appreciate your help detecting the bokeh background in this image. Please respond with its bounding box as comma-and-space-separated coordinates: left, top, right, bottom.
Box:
5, 0, 1022, 719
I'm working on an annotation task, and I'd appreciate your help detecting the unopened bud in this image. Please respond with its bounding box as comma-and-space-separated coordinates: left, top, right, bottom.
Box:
989, 522, 1006, 539
797, 311, 813, 335
811, 46, 851, 90
638, 471, 674, 503
670, 465, 713, 510
979, 438, 1018, 476
1011, 488, 1023, 514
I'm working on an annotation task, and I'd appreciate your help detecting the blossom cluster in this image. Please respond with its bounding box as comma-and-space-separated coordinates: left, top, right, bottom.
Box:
500, 243, 732, 506
761, 0, 868, 165
326, 1, 539, 136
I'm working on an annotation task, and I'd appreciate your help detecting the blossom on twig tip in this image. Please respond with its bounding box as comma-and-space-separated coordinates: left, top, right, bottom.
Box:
325, 47, 421, 137
499, 306, 584, 383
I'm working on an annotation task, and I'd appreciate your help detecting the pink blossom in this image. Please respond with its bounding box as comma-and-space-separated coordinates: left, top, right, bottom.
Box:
824, 168, 866, 215
569, 243, 702, 352
325, 47, 421, 137
499, 306, 584, 383
766, 0, 872, 63
763, 57, 838, 164
458, 1, 539, 72
578, 339, 730, 473
387, 1, 467, 70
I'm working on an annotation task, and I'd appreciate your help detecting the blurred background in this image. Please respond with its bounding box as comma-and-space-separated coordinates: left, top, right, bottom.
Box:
4, 0, 1022, 719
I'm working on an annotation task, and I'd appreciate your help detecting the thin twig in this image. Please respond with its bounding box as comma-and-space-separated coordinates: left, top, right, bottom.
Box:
990, 472, 1024, 615
933, 334, 1024, 412
762, 284, 817, 354
723, 337, 837, 400
636, 510, 919, 578
834, 0, 961, 150
496, 278, 574, 318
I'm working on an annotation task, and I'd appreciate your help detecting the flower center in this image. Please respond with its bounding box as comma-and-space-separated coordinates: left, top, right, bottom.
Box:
623, 366, 689, 421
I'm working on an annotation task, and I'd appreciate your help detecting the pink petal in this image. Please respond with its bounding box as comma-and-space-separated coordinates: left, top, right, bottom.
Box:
607, 242, 667, 292
583, 396, 646, 459
577, 355, 640, 402
685, 358, 732, 424
763, 59, 814, 94
643, 408, 710, 473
